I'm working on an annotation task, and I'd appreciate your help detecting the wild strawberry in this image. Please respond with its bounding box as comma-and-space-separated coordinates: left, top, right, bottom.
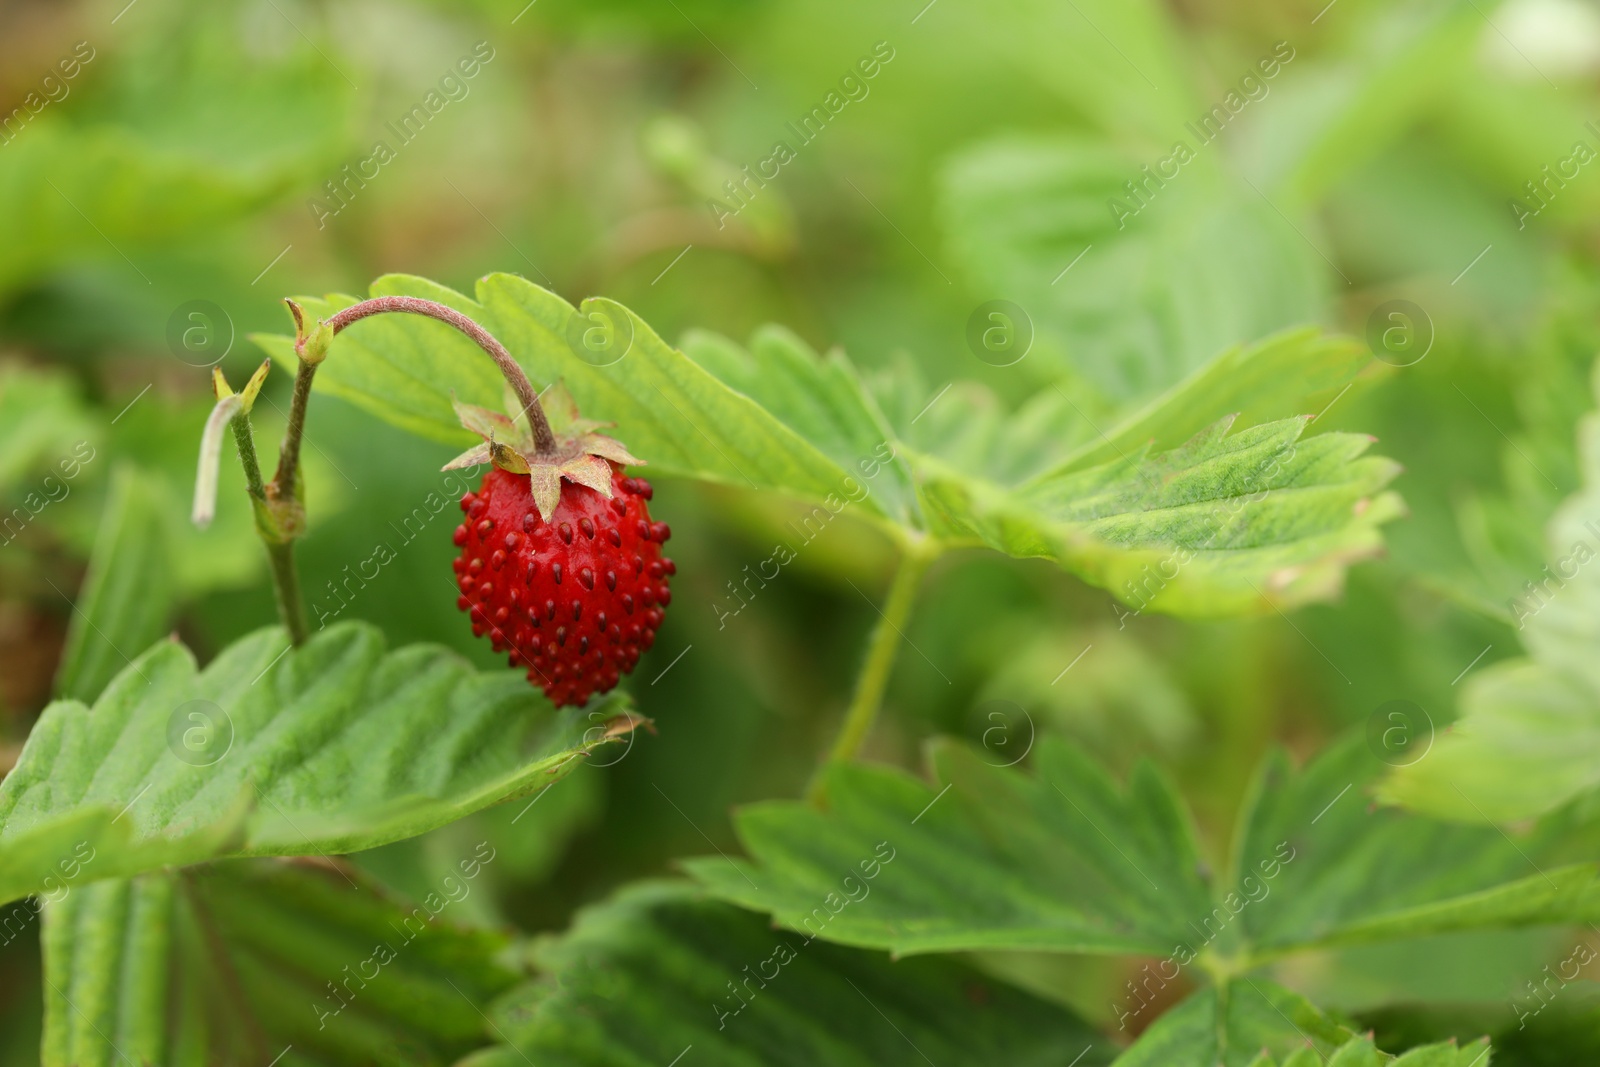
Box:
444, 390, 672, 707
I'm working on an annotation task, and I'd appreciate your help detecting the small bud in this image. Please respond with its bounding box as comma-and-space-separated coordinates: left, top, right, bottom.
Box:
286, 299, 333, 366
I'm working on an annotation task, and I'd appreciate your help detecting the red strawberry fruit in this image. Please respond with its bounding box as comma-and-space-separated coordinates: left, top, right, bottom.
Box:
445, 392, 672, 707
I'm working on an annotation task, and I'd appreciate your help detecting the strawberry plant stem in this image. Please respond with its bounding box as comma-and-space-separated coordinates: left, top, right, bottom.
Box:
810, 542, 938, 800
265, 541, 310, 647
273, 359, 317, 502
227, 409, 267, 503
267, 294, 556, 647
227, 406, 309, 645
321, 296, 558, 454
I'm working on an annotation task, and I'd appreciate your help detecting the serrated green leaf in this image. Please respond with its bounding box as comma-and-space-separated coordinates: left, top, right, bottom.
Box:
253, 274, 881, 520
916, 413, 1403, 615
868, 357, 1100, 486
1235, 739, 1600, 956
460, 881, 1113, 1067
261, 275, 1400, 617
688, 738, 1213, 957
53, 464, 175, 704
1046, 328, 1390, 475
0, 622, 636, 905
41, 858, 518, 1067
1112, 980, 1353, 1066
681, 327, 1401, 615
1112, 984, 1491, 1067
691, 736, 1599, 966
1392, 1037, 1494, 1066
1385, 360, 1600, 821
679, 325, 920, 525
868, 327, 1384, 490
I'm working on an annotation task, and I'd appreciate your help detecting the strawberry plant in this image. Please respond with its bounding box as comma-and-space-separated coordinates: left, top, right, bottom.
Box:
0, 266, 1585, 1064
8, 0, 1600, 1064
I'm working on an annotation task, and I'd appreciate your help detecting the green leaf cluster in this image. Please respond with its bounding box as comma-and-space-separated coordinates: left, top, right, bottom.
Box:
257, 274, 1401, 616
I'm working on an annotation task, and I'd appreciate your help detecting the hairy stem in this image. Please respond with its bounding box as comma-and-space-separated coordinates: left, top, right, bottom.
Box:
228, 411, 267, 503
809, 542, 937, 802
265, 541, 309, 646
272, 359, 317, 502
322, 295, 557, 453
265, 294, 550, 647
264, 357, 313, 646
228, 408, 308, 645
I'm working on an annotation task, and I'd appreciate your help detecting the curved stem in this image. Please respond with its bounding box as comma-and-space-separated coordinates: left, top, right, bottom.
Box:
808, 541, 938, 802
263, 295, 553, 647
323, 296, 557, 454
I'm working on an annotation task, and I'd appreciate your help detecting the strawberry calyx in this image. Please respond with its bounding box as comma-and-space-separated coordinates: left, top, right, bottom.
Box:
442, 383, 643, 522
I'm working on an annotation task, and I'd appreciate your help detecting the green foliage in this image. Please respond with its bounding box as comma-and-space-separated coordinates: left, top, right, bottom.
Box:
919, 412, 1402, 615
0, 623, 634, 904
1233, 741, 1599, 954
941, 137, 1325, 401
0, 123, 277, 297
253, 274, 903, 522
690, 738, 1209, 956
1387, 363, 1600, 821
0, 3, 355, 299
1114, 981, 1354, 1066
52, 465, 175, 704
973, 622, 1197, 766
41, 859, 517, 1067
688, 737, 1598, 965
257, 276, 1400, 615
461, 882, 1113, 1067
11, 0, 1600, 1060
1116, 983, 1489, 1066
1243, 3, 1486, 208
0, 364, 96, 493
997, 0, 1200, 143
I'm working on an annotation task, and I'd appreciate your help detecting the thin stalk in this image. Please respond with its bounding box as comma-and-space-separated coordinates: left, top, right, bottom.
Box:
808, 542, 937, 802
272, 358, 318, 502
265, 294, 549, 646
321, 296, 557, 453
228, 407, 308, 645
228, 411, 267, 502
265, 541, 309, 646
